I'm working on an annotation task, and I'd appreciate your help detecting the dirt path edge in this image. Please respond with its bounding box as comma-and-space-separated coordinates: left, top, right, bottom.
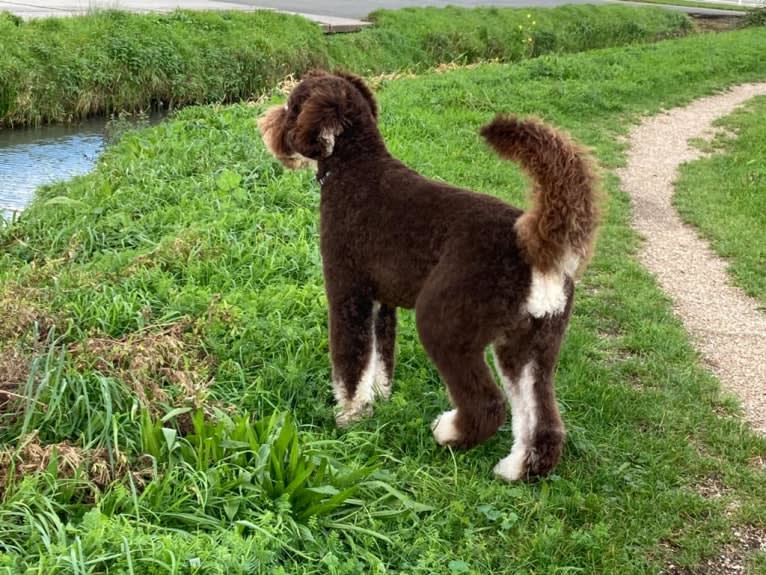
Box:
618, 82, 766, 434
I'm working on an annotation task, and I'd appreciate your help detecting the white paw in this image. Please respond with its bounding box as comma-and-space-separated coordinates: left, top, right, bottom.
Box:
493, 448, 528, 482
431, 409, 461, 445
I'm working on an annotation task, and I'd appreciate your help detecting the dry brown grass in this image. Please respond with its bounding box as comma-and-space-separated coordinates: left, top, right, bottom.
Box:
0, 431, 154, 498
0, 347, 29, 416
248, 61, 499, 107
0, 287, 54, 342
249, 73, 302, 107
68, 320, 213, 415
0, 285, 57, 421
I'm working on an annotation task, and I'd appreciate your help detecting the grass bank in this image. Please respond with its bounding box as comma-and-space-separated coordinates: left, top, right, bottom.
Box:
1, 27, 766, 575
0, 5, 692, 127
674, 96, 766, 307
325, 4, 689, 73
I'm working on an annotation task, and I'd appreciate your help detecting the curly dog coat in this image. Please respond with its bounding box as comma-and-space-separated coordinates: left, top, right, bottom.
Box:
258, 70, 599, 481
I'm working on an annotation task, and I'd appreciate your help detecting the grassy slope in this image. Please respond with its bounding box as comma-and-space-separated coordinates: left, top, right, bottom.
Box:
0, 5, 691, 127
1, 28, 766, 575
674, 96, 766, 307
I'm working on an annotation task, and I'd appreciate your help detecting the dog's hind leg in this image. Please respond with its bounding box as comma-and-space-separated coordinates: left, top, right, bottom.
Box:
415, 290, 506, 449
328, 292, 380, 427
491, 308, 571, 481
373, 303, 397, 400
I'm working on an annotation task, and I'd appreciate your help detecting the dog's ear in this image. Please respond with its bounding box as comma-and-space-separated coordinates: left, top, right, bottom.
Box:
333, 70, 378, 121
288, 81, 349, 159
257, 104, 290, 158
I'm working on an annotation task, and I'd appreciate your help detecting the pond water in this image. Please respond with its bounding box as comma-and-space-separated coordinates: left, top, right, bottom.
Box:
0, 113, 170, 221
0, 119, 106, 219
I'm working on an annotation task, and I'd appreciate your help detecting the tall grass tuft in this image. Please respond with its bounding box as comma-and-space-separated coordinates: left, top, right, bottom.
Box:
138, 409, 380, 526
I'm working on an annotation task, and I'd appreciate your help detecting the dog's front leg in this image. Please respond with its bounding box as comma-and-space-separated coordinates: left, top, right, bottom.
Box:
328, 292, 380, 426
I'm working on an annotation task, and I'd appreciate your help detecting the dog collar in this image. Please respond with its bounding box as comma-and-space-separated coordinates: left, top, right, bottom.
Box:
317, 170, 332, 186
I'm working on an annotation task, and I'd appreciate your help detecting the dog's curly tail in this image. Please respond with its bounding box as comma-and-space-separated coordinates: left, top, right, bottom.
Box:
480, 115, 600, 277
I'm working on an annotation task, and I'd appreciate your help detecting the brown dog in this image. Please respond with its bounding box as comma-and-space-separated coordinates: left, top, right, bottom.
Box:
258, 70, 599, 481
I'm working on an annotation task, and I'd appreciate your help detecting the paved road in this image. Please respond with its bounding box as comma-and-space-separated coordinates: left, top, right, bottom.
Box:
0, 0, 368, 27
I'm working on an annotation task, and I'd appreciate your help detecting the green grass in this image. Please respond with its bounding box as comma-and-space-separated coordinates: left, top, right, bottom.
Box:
0, 5, 692, 127
674, 96, 766, 307
1, 27, 766, 574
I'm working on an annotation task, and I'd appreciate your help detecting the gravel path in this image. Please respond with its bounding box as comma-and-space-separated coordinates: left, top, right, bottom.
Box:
618, 82, 766, 434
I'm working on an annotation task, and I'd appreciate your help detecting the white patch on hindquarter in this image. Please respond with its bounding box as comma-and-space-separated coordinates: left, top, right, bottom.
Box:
336, 302, 381, 427
525, 268, 567, 318
492, 358, 538, 481
431, 409, 461, 445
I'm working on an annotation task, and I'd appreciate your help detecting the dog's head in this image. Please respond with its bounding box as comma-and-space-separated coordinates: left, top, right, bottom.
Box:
257, 70, 379, 169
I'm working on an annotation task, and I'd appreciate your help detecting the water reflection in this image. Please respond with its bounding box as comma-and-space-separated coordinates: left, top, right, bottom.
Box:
0, 119, 106, 216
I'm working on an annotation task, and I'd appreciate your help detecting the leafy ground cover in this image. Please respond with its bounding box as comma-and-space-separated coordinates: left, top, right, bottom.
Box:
0, 4, 692, 127
0, 26, 766, 575
674, 96, 766, 307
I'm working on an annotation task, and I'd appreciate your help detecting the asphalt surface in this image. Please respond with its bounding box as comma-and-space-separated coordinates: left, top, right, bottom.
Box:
0, 0, 370, 26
